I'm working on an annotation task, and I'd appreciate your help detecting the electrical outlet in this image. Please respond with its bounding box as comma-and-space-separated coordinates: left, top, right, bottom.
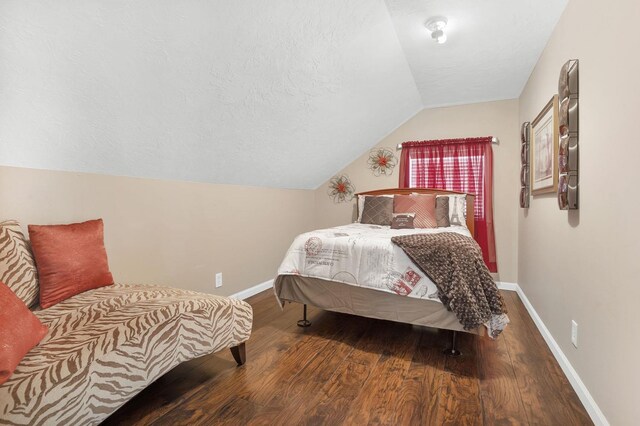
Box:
215, 272, 223, 288
571, 320, 578, 348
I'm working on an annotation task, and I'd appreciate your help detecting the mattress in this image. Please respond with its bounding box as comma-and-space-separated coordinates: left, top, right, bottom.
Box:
277, 223, 471, 302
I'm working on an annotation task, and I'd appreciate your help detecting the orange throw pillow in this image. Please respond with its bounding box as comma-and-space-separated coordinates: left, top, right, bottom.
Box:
28, 219, 114, 309
0, 281, 48, 385
393, 194, 437, 228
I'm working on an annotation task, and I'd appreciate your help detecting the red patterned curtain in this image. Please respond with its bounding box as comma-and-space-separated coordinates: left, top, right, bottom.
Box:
398, 137, 497, 272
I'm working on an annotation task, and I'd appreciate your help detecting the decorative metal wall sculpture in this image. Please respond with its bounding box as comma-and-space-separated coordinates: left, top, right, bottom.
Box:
557, 59, 579, 210
520, 122, 531, 208
328, 174, 355, 203
367, 148, 397, 176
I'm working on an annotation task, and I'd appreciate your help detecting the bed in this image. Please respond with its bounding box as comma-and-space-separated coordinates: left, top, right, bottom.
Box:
273, 188, 508, 354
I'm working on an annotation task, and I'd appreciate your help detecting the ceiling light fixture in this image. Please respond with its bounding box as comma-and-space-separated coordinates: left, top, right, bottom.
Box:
425, 16, 448, 44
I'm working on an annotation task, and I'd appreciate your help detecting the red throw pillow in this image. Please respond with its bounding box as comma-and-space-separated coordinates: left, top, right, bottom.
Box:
28, 219, 114, 308
0, 281, 48, 385
393, 194, 437, 228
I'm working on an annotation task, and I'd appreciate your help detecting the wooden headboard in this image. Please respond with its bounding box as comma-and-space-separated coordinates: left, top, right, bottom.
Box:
355, 187, 475, 237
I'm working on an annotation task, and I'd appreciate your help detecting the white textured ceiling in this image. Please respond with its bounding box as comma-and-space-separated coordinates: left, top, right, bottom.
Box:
385, 0, 568, 108
0, 0, 421, 189
0, 0, 567, 189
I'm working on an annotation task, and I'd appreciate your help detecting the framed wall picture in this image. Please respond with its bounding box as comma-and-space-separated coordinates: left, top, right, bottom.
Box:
531, 95, 559, 195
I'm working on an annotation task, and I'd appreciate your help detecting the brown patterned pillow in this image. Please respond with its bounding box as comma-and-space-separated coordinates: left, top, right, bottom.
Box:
393, 194, 437, 228
0, 221, 39, 308
435, 196, 450, 227
391, 213, 415, 229
361, 196, 393, 226
357, 194, 393, 222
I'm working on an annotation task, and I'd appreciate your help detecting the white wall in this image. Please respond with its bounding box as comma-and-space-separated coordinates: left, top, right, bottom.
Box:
518, 0, 640, 423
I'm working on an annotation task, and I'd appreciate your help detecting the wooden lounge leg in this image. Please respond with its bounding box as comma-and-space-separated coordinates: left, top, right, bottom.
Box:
230, 342, 246, 366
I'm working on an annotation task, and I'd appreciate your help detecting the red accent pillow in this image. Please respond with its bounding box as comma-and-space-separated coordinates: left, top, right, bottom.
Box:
0, 281, 48, 385
28, 219, 114, 309
393, 194, 437, 228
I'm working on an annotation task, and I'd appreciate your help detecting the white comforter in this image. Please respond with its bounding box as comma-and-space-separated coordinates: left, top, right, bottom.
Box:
277, 223, 471, 303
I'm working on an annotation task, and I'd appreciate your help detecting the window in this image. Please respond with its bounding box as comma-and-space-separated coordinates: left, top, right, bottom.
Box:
399, 137, 497, 272
408, 154, 485, 221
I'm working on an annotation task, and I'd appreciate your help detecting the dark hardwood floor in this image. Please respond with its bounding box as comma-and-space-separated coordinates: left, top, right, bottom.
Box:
103, 290, 592, 425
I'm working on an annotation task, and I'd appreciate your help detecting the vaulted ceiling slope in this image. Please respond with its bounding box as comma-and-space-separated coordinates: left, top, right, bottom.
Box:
0, 0, 421, 189
0, 0, 566, 189
386, 0, 568, 108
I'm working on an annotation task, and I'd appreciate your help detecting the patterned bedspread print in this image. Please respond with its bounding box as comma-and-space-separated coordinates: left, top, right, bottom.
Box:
277, 223, 471, 302
0, 284, 253, 426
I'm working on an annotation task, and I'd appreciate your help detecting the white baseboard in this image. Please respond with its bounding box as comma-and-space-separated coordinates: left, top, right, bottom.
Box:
514, 284, 609, 426
497, 281, 518, 291
229, 279, 274, 301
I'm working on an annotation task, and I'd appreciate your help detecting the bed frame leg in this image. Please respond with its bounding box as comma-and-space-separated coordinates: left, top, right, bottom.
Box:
230, 342, 246, 366
443, 331, 462, 357
297, 304, 312, 327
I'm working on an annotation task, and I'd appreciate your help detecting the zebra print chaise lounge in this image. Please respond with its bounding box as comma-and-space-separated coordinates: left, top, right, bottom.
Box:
0, 283, 253, 425
0, 220, 253, 425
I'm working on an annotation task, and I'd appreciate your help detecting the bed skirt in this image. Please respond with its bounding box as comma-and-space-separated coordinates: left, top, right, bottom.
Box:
274, 275, 480, 335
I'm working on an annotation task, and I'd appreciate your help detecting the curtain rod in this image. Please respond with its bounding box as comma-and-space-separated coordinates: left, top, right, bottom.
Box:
396, 136, 499, 150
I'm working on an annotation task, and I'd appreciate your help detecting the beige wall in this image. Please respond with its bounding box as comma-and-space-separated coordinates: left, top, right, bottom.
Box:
314, 100, 521, 283
0, 166, 315, 297
518, 0, 639, 423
